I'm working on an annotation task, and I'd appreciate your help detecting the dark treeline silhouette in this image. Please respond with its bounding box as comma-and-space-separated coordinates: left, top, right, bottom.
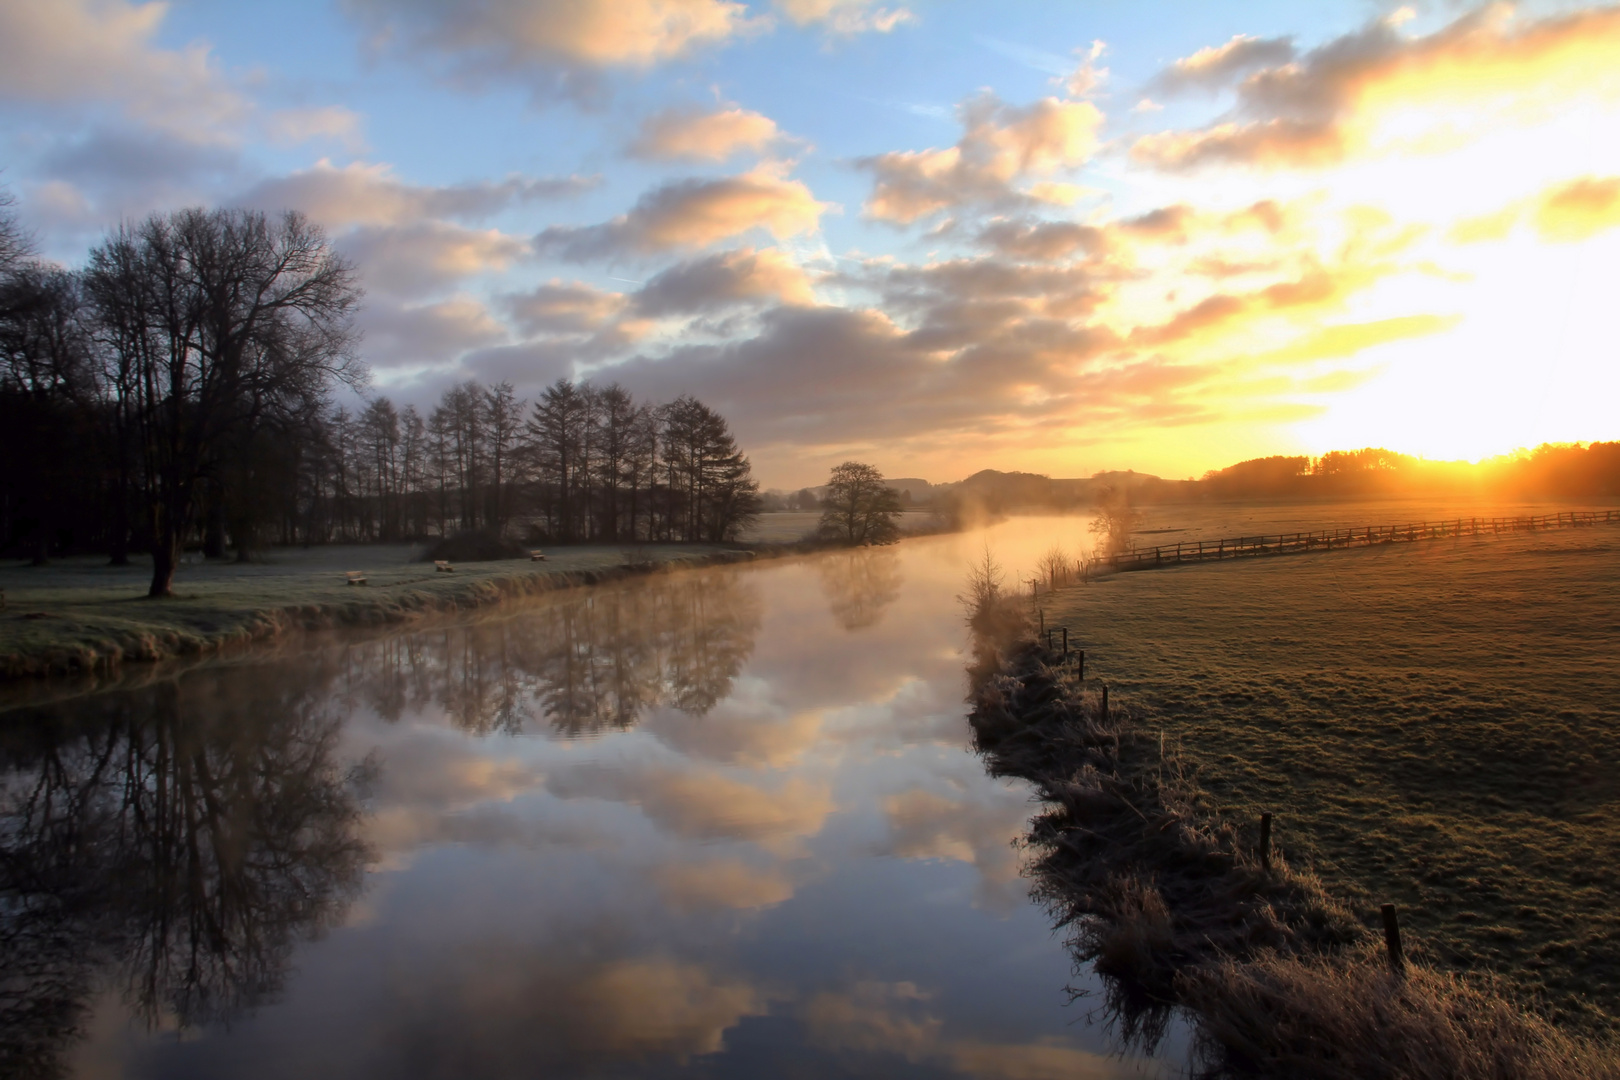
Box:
312, 378, 759, 550
0, 198, 760, 596
920, 444, 1620, 521
0, 663, 372, 1079
1199, 443, 1620, 500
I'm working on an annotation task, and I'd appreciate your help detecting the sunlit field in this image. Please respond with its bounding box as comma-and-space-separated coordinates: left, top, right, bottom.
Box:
1042, 504, 1620, 1029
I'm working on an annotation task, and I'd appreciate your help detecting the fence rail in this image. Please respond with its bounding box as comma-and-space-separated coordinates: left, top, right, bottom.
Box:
1104, 510, 1620, 573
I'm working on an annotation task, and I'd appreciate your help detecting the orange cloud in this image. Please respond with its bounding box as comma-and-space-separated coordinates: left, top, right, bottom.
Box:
539, 167, 827, 258
860, 93, 1103, 223
628, 105, 784, 161
1447, 174, 1620, 245
652, 858, 795, 910
1532, 175, 1620, 243
1152, 33, 1295, 94
1134, 5, 1620, 170
635, 247, 817, 314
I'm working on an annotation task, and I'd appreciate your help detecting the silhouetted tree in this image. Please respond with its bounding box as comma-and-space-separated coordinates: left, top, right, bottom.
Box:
819, 461, 903, 545
83, 208, 363, 596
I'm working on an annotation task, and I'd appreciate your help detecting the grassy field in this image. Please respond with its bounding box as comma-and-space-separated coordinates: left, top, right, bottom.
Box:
0, 542, 750, 679
1040, 511, 1620, 1029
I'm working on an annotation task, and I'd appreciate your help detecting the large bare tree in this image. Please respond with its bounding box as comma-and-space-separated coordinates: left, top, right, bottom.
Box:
84, 208, 364, 597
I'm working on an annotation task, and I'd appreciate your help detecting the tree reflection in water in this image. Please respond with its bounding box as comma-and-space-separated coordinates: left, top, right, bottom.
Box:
0, 663, 373, 1079
342, 567, 764, 736
816, 547, 902, 631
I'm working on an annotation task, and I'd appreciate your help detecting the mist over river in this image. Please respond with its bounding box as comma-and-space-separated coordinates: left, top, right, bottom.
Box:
1, 520, 1180, 1079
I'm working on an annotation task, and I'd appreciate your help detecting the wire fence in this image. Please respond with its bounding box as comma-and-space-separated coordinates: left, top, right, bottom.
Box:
1104, 509, 1620, 572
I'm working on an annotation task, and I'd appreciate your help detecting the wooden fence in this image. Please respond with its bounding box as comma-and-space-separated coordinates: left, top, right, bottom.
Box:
1105, 509, 1620, 573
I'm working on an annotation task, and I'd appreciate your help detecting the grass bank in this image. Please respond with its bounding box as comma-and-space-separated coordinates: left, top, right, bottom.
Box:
1037, 520, 1620, 1029
0, 543, 763, 680
970, 632, 1618, 1076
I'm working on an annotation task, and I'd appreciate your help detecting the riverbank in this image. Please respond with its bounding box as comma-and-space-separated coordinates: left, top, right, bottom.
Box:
0, 544, 765, 680
969, 631, 1618, 1076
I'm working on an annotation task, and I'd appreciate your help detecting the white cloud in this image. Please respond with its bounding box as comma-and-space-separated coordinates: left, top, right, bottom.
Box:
774, 0, 914, 35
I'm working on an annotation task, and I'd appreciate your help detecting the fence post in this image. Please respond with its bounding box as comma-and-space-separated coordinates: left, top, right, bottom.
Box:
1100, 683, 1108, 724
1260, 812, 1273, 873
1382, 904, 1406, 976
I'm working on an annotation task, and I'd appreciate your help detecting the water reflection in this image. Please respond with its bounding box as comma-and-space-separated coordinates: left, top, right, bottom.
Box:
341, 569, 762, 736
1, 522, 1173, 1079
817, 547, 903, 631
0, 663, 371, 1077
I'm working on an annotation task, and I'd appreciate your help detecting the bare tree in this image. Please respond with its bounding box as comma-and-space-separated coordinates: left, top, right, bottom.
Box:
84, 208, 364, 597
482, 381, 523, 535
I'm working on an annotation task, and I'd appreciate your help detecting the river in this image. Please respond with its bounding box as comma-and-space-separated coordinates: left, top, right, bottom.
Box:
0, 519, 1180, 1079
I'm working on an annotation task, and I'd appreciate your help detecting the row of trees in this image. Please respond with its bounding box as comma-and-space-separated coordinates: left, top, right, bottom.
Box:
0, 200, 761, 596
306, 379, 760, 551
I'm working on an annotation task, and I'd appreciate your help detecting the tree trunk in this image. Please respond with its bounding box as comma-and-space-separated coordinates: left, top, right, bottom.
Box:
30, 518, 49, 566
149, 535, 178, 598
203, 495, 226, 559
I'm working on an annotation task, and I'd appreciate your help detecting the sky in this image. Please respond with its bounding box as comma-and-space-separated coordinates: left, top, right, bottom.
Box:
3, 0, 1620, 488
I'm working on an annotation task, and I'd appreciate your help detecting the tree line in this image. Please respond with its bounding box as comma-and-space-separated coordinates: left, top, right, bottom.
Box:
0, 199, 760, 596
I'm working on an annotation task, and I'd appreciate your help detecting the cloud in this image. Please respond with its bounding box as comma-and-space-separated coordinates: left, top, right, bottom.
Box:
881, 787, 1029, 907
460, 339, 583, 388
859, 93, 1104, 223
1060, 39, 1109, 98
239, 160, 596, 230
537, 167, 827, 260
1532, 175, 1620, 243
775, 0, 915, 35
652, 858, 794, 910
342, 0, 758, 100
0, 0, 248, 138
1127, 259, 1379, 348
633, 247, 817, 315
503, 280, 628, 334
340, 221, 531, 298
266, 106, 368, 152
548, 763, 835, 849
27, 127, 244, 230
1150, 33, 1296, 95
1134, 5, 1620, 170
975, 220, 1109, 261
374, 949, 768, 1074
358, 295, 510, 368
41, 125, 241, 193
607, 300, 1113, 452
628, 104, 784, 161
1447, 175, 1620, 245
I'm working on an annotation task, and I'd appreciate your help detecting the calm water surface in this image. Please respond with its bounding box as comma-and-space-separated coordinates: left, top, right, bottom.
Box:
2, 520, 1179, 1079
